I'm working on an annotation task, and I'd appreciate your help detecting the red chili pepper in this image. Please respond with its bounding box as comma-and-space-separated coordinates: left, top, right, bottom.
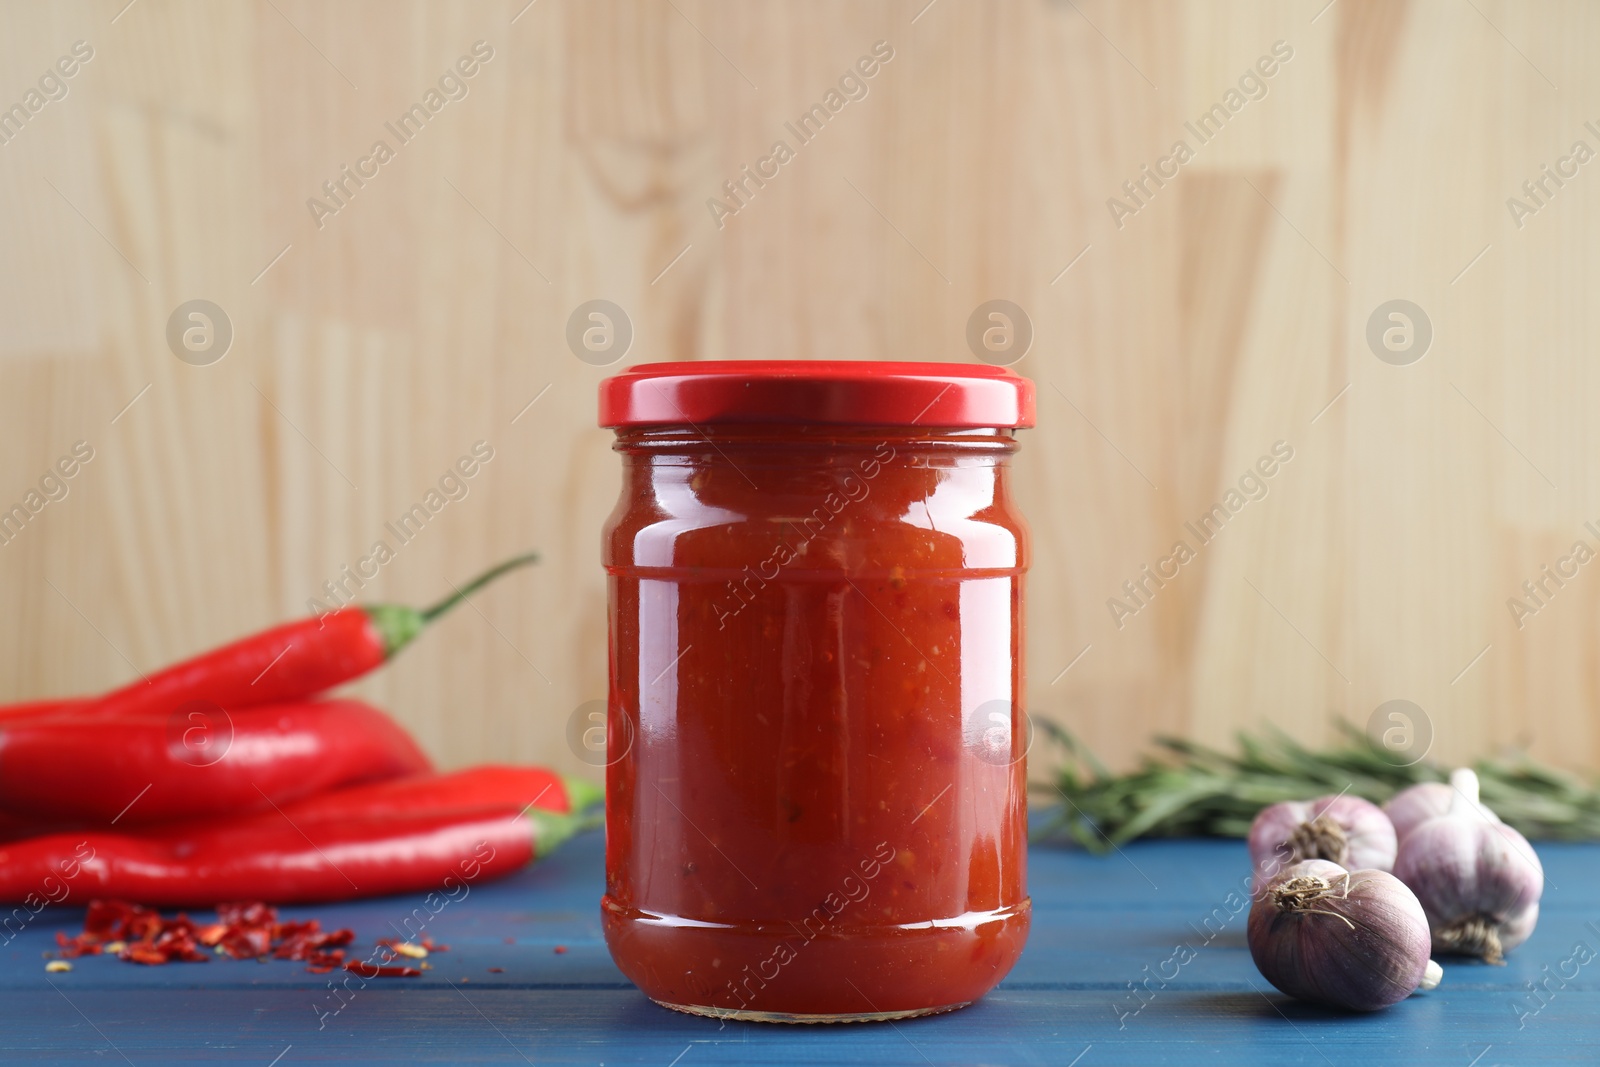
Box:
0, 810, 50, 843
0, 700, 431, 825
0, 804, 588, 905
272, 765, 603, 823
0, 699, 79, 722
71, 553, 537, 720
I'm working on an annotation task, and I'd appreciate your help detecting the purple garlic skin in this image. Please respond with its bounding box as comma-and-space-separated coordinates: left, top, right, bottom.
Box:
1386, 781, 1499, 843
1248, 794, 1398, 890
1248, 859, 1433, 1012
1391, 770, 1541, 965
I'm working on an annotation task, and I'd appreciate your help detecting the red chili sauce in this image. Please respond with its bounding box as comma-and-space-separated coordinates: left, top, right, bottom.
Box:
599, 362, 1034, 1021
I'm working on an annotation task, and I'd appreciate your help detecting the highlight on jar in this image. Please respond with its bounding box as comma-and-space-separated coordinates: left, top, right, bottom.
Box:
596, 361, 1036, 1022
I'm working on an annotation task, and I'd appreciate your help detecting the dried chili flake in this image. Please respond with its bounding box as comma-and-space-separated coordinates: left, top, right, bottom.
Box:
54, 931, 103, 959
63, 900, 357, 969
275, 923, 353, 963
215, 901, 277, 928
420, 936, 449, 952
303, 948, 347, 974
217, 925, 273, 960
120, 944, 170, 966
344, 960, 421, 978
125, 909, 164, 942
83, 900, 138, 939
270, 920, 319, 946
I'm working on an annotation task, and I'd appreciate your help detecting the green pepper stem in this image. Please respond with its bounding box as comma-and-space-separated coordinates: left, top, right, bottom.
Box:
368, 552, 541, 658
420, 551, 541, 622
562, 775, 606, 814
527, 807, 602, 859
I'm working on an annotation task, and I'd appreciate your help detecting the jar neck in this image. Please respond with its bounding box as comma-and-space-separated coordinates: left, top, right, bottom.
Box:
612, 424, 1019, 460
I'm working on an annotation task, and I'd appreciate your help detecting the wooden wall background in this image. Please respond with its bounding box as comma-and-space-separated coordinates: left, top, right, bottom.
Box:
2, 0, 1598, 782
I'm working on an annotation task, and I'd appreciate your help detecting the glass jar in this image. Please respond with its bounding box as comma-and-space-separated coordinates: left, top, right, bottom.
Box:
597, 361, 1034, 1022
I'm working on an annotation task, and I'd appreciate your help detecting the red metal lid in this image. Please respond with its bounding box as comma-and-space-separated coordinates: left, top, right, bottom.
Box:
598, 361, 1035, 429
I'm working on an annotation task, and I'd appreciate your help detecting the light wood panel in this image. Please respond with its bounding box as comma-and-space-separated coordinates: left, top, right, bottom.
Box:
2, 0, 1598, 778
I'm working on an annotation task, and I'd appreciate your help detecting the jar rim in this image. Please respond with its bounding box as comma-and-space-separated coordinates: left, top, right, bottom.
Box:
598, 360, 1035, 430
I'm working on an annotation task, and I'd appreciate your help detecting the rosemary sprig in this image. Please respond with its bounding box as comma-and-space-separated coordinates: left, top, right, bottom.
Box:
1032, 720, 1600, 851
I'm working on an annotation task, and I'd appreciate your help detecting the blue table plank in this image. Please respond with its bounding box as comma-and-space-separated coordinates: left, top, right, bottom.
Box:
2, 830, 1595, 1065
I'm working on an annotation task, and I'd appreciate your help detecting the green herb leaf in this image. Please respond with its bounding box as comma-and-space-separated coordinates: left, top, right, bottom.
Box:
1033, 722, 1600, 851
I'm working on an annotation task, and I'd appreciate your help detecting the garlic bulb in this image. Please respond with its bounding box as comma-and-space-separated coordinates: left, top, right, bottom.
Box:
1392, 768, 1542, 964
1247, 794, 1397, 889
1385, 780, 1500, 843
1248, 859, 1436, 1011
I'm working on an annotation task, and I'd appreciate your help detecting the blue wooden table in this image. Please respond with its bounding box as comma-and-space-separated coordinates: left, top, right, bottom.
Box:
4, 829, 1595, 1065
